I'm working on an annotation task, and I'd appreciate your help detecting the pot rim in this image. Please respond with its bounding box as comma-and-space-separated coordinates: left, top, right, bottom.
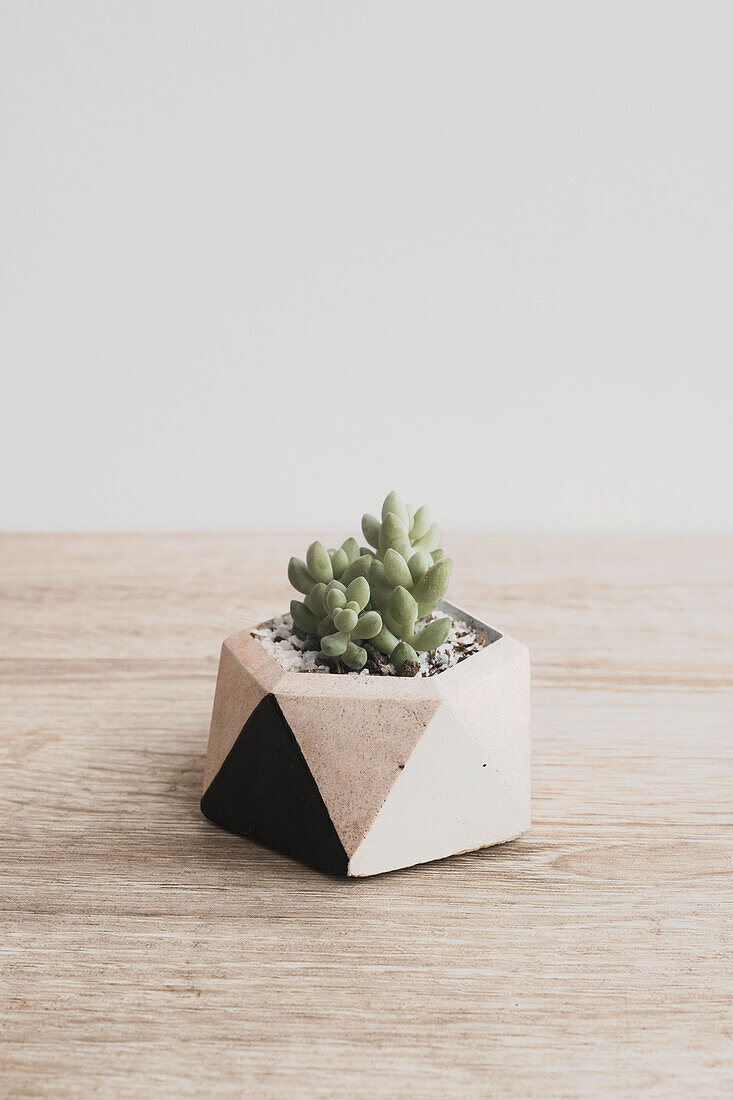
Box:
233, 600, 517, 701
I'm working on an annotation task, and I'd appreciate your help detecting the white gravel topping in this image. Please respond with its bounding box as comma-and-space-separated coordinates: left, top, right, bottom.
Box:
251, 613, 328, 673
251, 612, 488, 677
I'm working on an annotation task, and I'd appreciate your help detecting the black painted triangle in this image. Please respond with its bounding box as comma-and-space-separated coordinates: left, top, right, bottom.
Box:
201, 693, 348, 876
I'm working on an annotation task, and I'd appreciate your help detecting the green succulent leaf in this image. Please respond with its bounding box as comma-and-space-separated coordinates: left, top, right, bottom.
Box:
306, 540, 333, 583
381, 490, 410, 529
410, 504, 431, 541
290, 599, 319, 633
390, 539, 414, 562
369, 558, 386, 582
321, 631, 349, 657
383, 548, 413, 589
341, 537, 361, 565
371, 624, 400, 656
325, 586, 347, 614
412, 522, 441, 554
329, 547, 348, 578
340, 554, 372, 586
431, 548, 445, 563
412, 616, 451, 652
380, 511, 407, 550
407, 550, 432, 584
345, 575, 370, 612
352, 610, 382, 639
367, 559, 391, 607
342, 641, 367, 670
288, 556, 313, 595
361, 514, 381, 549
333, 607, 358, 633
304, 582, 327, 617
389, 585, 418, 627
392, 641, 418, 670
412, 557, 452, 606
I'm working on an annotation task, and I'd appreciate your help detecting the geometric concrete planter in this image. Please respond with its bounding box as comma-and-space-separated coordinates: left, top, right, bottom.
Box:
201, 600, 530, 877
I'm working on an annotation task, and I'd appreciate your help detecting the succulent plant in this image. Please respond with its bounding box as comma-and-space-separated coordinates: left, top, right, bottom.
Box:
288, 539, 382, 670
361, 489, 445, 564
367, 550, 452, 670
287, 493, 453, 673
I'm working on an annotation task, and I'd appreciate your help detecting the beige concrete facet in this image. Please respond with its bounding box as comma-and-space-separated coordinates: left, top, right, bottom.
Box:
275, 690, 441, 857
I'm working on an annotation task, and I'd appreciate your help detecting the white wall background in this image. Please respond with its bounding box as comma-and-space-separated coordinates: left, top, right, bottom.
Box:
1, 1, 731, 532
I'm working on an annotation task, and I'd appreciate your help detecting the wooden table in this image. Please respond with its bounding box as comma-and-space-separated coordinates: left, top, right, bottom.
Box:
2, 533, 731, 1098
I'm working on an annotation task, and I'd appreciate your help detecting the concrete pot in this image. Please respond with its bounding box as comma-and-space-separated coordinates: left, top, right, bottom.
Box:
201, 600, 530, 877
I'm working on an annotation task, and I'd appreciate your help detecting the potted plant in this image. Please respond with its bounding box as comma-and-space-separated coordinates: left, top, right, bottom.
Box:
201, 492, 530, 877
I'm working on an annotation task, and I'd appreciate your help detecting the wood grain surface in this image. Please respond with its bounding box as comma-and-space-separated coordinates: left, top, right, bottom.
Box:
1, 533, 731, 1098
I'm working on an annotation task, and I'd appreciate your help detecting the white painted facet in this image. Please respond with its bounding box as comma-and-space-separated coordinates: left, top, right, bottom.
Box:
348, 693, 531, 878
443, 634, 531, 814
